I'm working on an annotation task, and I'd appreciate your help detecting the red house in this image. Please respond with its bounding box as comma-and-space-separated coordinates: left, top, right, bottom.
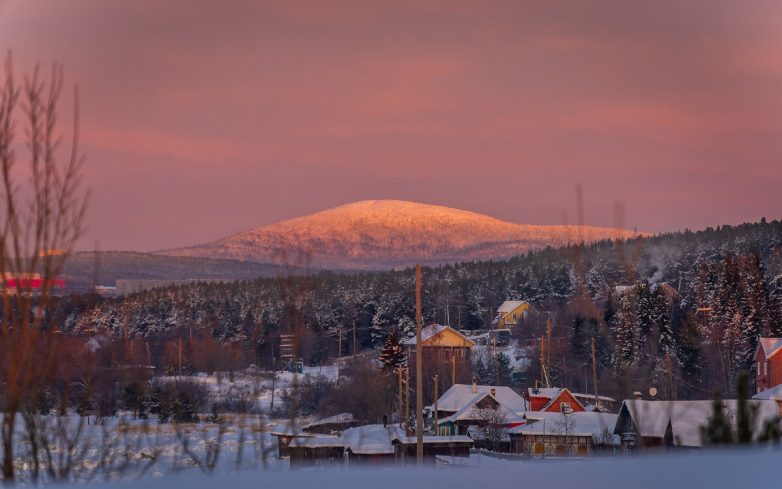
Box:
755, 337, 782, 394
527, 387, 586, 413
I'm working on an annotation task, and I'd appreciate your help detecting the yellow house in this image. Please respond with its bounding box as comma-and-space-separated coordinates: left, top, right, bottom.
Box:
493, 301, 533, 329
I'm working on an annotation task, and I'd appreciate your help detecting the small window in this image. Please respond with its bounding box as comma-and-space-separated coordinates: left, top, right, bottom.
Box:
560, 402, 572, 414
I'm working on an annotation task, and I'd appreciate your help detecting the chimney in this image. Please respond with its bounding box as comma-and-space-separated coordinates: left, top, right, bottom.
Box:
490, 388, 496, 397
472, 376, 478, 394
633, 391, 642, 400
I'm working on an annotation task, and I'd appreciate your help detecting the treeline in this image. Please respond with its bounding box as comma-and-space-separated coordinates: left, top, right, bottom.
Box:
49, 218, 782, 398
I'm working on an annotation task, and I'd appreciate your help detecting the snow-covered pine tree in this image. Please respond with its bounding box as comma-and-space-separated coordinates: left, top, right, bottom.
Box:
378, 328, 407, 371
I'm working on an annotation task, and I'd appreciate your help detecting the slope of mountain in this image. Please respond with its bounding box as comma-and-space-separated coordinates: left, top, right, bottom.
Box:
158, 200, 642, 270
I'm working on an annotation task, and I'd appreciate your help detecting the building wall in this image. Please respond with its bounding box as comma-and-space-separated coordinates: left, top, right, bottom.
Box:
498, 303, 531, 329
511, 434, 594, 457
769, 354, 782, 390
757, 347, 768, 393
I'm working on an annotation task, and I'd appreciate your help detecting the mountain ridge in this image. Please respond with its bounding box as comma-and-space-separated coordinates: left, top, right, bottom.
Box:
158, 200, 643, 269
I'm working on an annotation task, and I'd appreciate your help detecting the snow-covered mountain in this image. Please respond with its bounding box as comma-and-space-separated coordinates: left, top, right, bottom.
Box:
158, 200, 641, 270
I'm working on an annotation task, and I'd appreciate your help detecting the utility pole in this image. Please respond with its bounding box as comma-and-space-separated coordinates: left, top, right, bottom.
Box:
352, 319, 357, 357
546, 317, 552, 379
540, 336, 550, 388
178, 338, 183, 377
146, 341, 151, 367
666, 352, 676, 400
338, 327, 343, 382
451, 355, 456, 386
493, 335, 499, 385
433, 374, 439, 433
415, 264, 424, 465
405, 368, 410, 435
398, 366, 404, 427
591, 337, 598, 409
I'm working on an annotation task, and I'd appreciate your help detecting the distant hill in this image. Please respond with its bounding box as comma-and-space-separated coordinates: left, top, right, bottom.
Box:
60, 251, 293, 292
159, 200, 641, 270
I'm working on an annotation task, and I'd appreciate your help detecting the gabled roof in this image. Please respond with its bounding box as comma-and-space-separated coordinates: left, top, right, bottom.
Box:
439, 392, 524, 425
508, 412, 618, 440
438, 384, 528, 414
616, 399, 781, 447
402, 324, 476, 347
539, 388, 586, 412
757, 337, 782, 360
497, 300, 531, 315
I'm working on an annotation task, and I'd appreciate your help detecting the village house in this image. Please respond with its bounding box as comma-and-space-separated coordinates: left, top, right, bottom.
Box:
509, 411, 619, 457
287, 424, 472, 469
403, 324, 475, 398
270, 413, 359, 457
492, 300, 533, 330
614, 399, 781, 450
434, 380, 527, 441
755, 337, 782, 394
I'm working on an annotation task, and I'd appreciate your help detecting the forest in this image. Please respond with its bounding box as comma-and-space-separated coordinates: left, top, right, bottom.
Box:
50, 218, 782, 401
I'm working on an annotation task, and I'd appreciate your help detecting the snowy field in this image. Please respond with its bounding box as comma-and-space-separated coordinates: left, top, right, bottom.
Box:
56, 449, 781, 488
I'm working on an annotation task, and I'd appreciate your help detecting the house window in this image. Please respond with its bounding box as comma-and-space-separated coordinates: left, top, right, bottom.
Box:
560, 402, 572, 414
441, 350, 451, 360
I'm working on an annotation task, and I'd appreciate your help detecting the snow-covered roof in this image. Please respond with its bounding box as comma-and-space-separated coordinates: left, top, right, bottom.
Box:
617, 399, 782, 447
509, 412, 619, 441
758, 337, 782, 359
439, 392, 525, 425
528, 387, 561, 399
401, 324, 475, 346
497, 300, 530, 315
395, 435, 473, 445
753, 384, 782, 401
302, 413, 355, 430
269, 422, 318, 437
341, 424, 400, 455
288, 435, 344, 448
438, 384, 528, 414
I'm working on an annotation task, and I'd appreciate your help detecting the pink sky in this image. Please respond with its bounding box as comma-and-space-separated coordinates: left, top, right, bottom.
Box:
1, 0, 780, 251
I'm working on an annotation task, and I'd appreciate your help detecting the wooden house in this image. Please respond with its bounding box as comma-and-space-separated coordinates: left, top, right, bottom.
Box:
493, 301, 533, 329
614, 399, 782, 450
509, 412, 618, 457
287, 424, 472, 468
403, 324, 475, 399
755, 337, 782, 394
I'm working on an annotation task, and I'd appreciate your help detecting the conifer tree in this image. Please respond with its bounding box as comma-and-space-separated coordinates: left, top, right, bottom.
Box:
378, 328, 406, 372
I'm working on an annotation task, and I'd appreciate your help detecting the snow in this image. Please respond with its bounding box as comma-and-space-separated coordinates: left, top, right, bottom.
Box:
753, 384, 782, 401
437, 384, 528, 414
496, 300, 530, 314
302, 413, 355, 430
509, 412, 619, 440
401, 324, 474, 346
160, 199, 640, 269
618, 399, 782, 447
55, 449, 782, 488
